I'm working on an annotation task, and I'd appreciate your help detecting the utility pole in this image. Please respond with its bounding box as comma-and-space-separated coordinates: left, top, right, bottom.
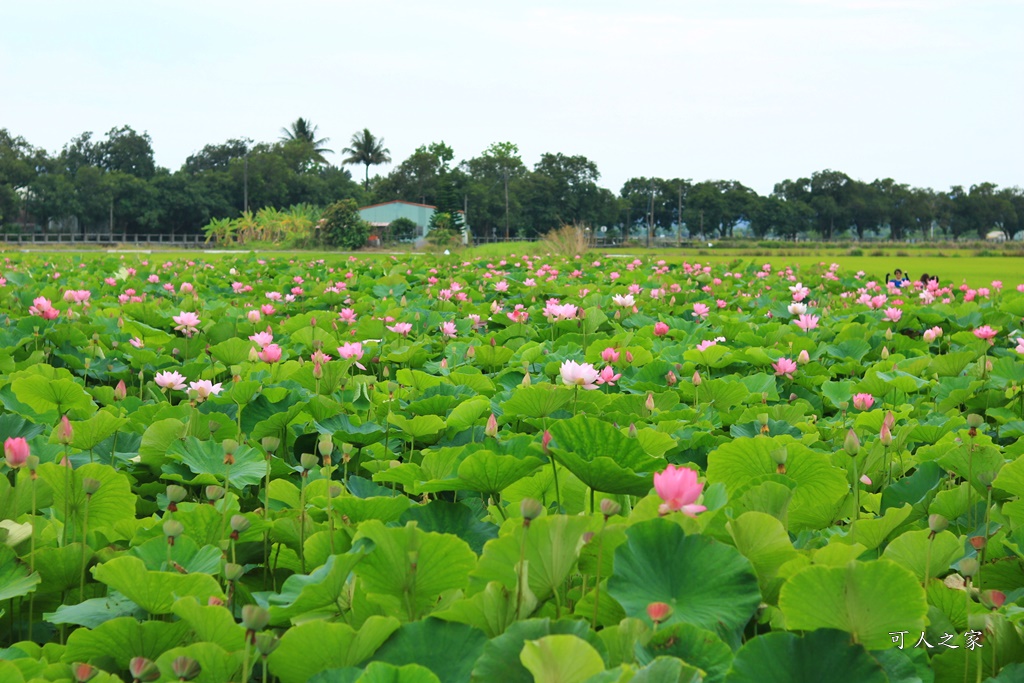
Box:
243, 155, 249, 214
677, 185, 682, 248
503, 168, 510, 242
647, 179, 655, 249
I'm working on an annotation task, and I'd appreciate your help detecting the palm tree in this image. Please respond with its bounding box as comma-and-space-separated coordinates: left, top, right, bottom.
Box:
342, 128, 392, 188
280, 118, 333, 164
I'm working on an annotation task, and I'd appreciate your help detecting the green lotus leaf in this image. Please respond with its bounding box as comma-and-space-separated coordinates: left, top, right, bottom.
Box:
166, 436, 266, 488
548, 415, 662, 496
368, 618, 488, 683
37, 462, 136, 536
268, 617, 401, 683
63, 616, 191, 670
91, 555, 224, 615
520, 634, 605, 683
724, 629, 887, 683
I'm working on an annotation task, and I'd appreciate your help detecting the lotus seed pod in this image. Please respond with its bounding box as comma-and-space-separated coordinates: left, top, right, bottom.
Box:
223, 562, 245, 581
163, 519, 184, 539
771, 448, 788, 465
300, 452, 318, 470
82, 477, 102, 496
222, 439, 238, 455
241, 604, 270, 632
230, 514, 250, 534
171, 656, 201, 681
928, 514, 948, 534
206, 485, 225, 501
166, 485, 187, 503
520, 498, 544, 523
317, 434, 334, 458
600, 498, 621, 518
960, 558, 979, 577
261, 436, 280, 454
966, 414, 984, 429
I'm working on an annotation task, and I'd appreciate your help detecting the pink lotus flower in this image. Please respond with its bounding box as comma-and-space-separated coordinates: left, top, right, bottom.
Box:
859, 474, 872, 486
4, 437, 30, 468
595, 366, 622, 386
337, 342, 364, 361
882, 307, 902, 323
129, 337, 144, 349
974, 326, 998, 344
154, 371, 187, 391
494, 280, 509, 293
560, 360, 600, 390
29, 296, 59, 320
794, 314, 819, 331
387, 322, 413, 336
260, 304, 275, 315
692, 303, 710, 319
922, 327, 939, 343
507, 305, 529, 323
797, 349, 811, 364
249, 331, 273, 347
612, 294, 635, 308
247, 310, 261, 324
773, 357, 797, 379
852, 393, 874, 411
787, 302, 807, 316
653, 322, 670, 337
654, 464, 706, 517
189, 380, 223, 400
601, 347, 620, 363
440, 321, 457, 339
57, 415, 74, 444
258, 344, 282, 363
338, 308, 357, 324
173, 311, 201, 337
1016, 337, 1024, 355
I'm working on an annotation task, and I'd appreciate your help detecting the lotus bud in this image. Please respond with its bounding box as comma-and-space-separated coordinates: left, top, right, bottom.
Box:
262, 436, 280, 454
879, 424, 893, 446
58, 415, 74, 445
542, 430, 552, 453
521, 371, 531, 386
969, 535, 986, 551
646, 601, 672, 624
223, 562, 245, 581
582, 531, 595, 544
981, 590, 1006, 610
82, 477, 101, 496
960, 558, 979, 578
4, 437, 30, 469
665, 371, 677, 386
490, 337, 496, 347
113, 379, 127, 401
382, 365, 390, 378
485, 414, 499, 439
928, 514, 948, 535
206, 485, 225, 502
628, 423, 638, 438
797, 349, 810, 365
466, 345, 476, 359
72, 662, 97, 682
844, 429, 860, 456
207, 596, 225, 607
789, 392, 798, 402
880, 346, 889, 359
300, 452, 318, 471
248, 346, 260, 362
255, 632, 280, 657
600, 498, 621, 519
129, 656, 160, 682
884, 327, 893, 341
692, 370, 702, 387
312, 361, 323, 379
645, 393, 656, 412
520, 498, 543, 526
171, 655, 201, 681
625, 350, 634, 363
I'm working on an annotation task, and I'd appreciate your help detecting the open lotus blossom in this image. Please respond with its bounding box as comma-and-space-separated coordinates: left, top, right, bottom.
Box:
560, 360, 600, 390
882, 307, 902, 323
794, 313, 819, 331
789, 282, 810, 301
129, 336, 144, 348
787, 302, 807, 316
338, 308, 357, 324
29, 296, 59, 320
337, 342, 364, 361
189, 380, 223, 400
852, 393, 874, 411
922, 326, 942, 343
246, 309, 261, 323
653, 322, 670, 336
612, 294, 635, 308
154, 371, 187, 391
692, 302, 710, 319
772, 357, 798, 379
601, 347, 620, 363
387, 322, 412, 336
654, 464, 706, 517
507, 305, 529, 323
973, 325, 998, 343
173, 311, 201, 337
595, 366, 622, 386
439, 321, 457, 338
258, 344, 282, 363
249, 331, 273, 347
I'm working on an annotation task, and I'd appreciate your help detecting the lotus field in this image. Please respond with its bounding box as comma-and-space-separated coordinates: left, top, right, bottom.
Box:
3, 252, 1024, 683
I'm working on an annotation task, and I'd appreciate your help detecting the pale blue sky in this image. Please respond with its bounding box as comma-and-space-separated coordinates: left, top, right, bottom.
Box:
2, 0, 1021, 194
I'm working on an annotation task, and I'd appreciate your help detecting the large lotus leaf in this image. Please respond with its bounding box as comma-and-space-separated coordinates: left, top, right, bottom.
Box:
91, 555, 225, 615
352, 520, 477, 620
636, 622, 733, 683
128, 534, 222, 574
0, 413, 46, 441
316, 414, 386, 447
607, 518, 760, 642
245, 395, 307, 441
11, 374, 95, 418
166, 436, 265, 488
845, 504, 913, 551
0, 546, 40, 601
209, 337, 253, 366
705, 436, 847, 531
471, 618, 603, 683
45, 592, 141, 628
422, 449, 543, 495
399, 500, 498, 555
880, 460, 942, 514
33, 543, 93, 595
265, 551, 368, 625
62, 617, 190, 670
433, 579, 536, 638
153, 641, 245, 683
137, 418, 187, 468
171, 597, 245, 652
389, 414, 447, 443
779, 560, 927, 650
369, 618, 488, 683
520, 634, 606, 683
726, 512, 799, 604
47, 409, 127, 451
472, 514, 594, 602
500, 385, 574, 419
993, 454, 1024, 498
548, 416, 662, 495
334, 663, 442, 683
333, 494, 412, 524
724, 630, 887, 683
37, 462, 136, 537
881, 529, 962, 583
268, 617, 401, 683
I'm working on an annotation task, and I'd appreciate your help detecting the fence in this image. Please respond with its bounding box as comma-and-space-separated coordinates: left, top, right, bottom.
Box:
0, 233, 208, 246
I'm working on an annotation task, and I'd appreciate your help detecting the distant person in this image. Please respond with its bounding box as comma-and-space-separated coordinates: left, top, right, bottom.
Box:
884, 268, 906, 288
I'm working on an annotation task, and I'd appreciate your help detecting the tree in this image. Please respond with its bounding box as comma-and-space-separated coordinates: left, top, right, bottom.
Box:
342, 129, 392, 188
184, 139, 251, 174
280, 118, 333, 165
97, 126, 156, 179
0, 129, 44, 228
462, 142, 525, 239
321, 198, 370, 249
375, 142, 453, 205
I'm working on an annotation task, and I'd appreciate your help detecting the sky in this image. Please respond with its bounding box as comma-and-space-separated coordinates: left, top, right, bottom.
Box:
2, 0, 1022, 195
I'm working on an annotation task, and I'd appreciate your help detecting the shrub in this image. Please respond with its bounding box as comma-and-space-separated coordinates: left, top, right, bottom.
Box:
321, 199, 371, 250
387, 217, 419, 243
543, 224, 591, 257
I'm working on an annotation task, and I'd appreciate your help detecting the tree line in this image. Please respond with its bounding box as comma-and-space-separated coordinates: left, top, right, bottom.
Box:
1, 122, 1021, 241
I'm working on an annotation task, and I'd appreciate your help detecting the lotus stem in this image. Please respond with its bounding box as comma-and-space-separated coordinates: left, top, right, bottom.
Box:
592, 520, 607, 630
